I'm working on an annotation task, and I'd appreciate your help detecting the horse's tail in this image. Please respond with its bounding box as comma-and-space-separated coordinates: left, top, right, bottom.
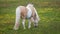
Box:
15, 6, 21, 23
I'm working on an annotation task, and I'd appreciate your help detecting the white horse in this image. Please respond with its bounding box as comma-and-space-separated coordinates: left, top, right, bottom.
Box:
13, 4, 40, 30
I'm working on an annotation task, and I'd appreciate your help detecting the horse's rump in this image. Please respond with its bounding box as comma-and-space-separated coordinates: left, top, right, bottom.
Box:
20, 6, 28, 18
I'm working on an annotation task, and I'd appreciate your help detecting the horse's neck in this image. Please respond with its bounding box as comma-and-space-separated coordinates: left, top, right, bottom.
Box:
26, 6, 36, 16
26, 6, 32, 19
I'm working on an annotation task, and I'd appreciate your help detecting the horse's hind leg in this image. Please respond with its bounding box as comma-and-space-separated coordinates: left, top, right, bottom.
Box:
13, 7, 20, 30
22, 19, 26, 29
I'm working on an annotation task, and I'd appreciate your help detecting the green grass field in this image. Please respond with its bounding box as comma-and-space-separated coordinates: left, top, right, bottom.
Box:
0, 0, 60, 34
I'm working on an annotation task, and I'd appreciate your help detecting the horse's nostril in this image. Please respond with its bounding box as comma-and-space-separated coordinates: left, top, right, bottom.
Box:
34, 26, 37, 28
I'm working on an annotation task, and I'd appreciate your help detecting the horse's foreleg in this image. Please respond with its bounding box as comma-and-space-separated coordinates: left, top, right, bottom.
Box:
28, 19, 31, 29
22, 19, 26, 29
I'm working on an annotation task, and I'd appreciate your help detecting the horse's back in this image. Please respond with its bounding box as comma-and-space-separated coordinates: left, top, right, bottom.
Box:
20, 6, 35, 19
16, 6, 35, 19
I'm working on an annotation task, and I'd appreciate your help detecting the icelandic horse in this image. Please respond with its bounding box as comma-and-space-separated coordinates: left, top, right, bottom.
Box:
13, 4, 40, 30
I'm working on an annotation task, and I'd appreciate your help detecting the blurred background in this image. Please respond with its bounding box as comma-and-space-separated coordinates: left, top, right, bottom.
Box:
0, 0, 60, 34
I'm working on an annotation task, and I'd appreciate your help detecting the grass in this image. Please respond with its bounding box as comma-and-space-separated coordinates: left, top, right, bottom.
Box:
0, 0, 60, 34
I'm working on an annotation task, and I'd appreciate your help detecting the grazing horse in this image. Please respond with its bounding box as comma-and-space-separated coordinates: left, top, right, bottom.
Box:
13, 4, 40, 30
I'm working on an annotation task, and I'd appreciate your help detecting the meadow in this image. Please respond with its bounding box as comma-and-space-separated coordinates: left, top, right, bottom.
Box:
0, 0, 60, 34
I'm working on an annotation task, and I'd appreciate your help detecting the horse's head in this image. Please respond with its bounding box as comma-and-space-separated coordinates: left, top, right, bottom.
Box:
34, 14, 40, 27
31, 13, 40, 27
32, 7, 40, 27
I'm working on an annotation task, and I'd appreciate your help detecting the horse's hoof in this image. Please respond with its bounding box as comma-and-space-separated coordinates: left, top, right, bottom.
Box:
13, 27, 18, 30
